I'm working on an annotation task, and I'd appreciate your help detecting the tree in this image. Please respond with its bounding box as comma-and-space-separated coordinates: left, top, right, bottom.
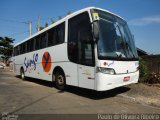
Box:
50, 18, 55, 24
45, 22, 48, 27
37, 10, 72, 31
0, 37, 14, 64
58, 16, 62, 20
37, 18, 56, 31
139, 57, 149, 83
66, 11, 72, 15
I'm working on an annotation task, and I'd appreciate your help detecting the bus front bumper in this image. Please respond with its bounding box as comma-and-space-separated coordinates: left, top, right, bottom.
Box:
96, 71, 139, 91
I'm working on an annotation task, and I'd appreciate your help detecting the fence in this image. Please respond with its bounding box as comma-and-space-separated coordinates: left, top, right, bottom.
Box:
142, 55, 160, 74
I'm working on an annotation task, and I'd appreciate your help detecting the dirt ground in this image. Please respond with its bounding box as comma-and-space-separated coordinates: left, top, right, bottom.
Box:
123, 83, 160, 107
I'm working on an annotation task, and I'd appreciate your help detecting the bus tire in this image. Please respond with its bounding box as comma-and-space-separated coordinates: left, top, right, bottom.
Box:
55, 71, 66, 91
20, 67, 25, 80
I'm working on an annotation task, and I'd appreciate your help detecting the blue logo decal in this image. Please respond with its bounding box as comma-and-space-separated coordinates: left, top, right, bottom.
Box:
24, 53, 38, 72
108, 61, 114, 67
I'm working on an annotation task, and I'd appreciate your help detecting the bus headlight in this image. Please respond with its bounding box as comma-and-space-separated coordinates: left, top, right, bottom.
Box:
97, 67, 116, 75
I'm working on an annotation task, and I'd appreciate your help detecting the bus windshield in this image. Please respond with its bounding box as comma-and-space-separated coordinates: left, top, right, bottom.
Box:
92, 9, 138, 60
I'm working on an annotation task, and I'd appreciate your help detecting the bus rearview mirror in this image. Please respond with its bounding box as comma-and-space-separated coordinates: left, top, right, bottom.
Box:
93, 20, 99, 42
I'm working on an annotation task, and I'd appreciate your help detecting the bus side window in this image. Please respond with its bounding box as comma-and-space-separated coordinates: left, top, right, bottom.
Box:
13, 48, 15, 56
24, 42, 27, 53
16, 47, 18, 56
17, 45, 20, 55
20, 43, 26, 54
22, 43, 24, 54
47, 22, 64, 47
20, 44, 23, 55
68, 12, 94, 66
35, 37, 40, 50
14, 47, 17, 56
40, 33, 47, 49
48, 28, 56, 47
27, 39, 34, 52
27, 40, 30, 52
30, 39, 34, 51
68, 15, 79, 63
56, 23, 65, 45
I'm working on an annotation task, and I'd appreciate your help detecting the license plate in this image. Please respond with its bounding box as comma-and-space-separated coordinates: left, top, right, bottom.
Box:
123, 76, 130, 81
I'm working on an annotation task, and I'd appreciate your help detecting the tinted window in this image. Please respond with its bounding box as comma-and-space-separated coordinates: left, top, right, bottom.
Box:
17, 46, 20, 55
27, 39, 34, 52
56, 23, 65, 44
40, 33, 47, 49
13, 48, 15, 56
22, 43, 25, 54
20, 44, 23, 55
68, 12, 94, 66
35, 37, 40, 50
14, 47, 18, 56
47, 22, 65, 47
14, 22, 65, 55
48, 28, 56, 47
15, 46, 18, 56
14, 41, 28, 56
20, 42, 27, 54
25, 42, 27, 53
92, 9, 138, 60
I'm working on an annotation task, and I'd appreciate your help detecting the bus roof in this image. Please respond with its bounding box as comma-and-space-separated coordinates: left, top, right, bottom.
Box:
14, 7, 124, 47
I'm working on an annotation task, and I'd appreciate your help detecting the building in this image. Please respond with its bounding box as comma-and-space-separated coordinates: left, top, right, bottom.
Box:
137, 48, 148, 56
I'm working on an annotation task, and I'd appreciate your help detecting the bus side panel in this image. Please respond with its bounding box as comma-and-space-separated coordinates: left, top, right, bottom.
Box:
13, 43, 79, 87
13, 55, 24, 76
14, 64, 21, 76
13, 43, 71, 81
63, 62, 78, 86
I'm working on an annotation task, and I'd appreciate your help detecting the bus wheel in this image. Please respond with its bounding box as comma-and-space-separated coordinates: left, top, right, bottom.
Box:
20, 68, 25, 80
55, 72, 66, 91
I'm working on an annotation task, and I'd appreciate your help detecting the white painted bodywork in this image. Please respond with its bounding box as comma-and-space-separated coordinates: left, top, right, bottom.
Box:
13, 7, 139, 91
95, 60, 139, 91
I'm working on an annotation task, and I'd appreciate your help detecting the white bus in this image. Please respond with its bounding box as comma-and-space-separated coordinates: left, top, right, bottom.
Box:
13, 7, 139, 91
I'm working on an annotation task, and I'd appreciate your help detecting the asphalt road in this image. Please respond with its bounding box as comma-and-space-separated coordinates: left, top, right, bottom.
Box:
0, 68, 160, 119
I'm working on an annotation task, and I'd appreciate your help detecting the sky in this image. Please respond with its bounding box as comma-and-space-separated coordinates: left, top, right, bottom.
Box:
0, 0, 160, 54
